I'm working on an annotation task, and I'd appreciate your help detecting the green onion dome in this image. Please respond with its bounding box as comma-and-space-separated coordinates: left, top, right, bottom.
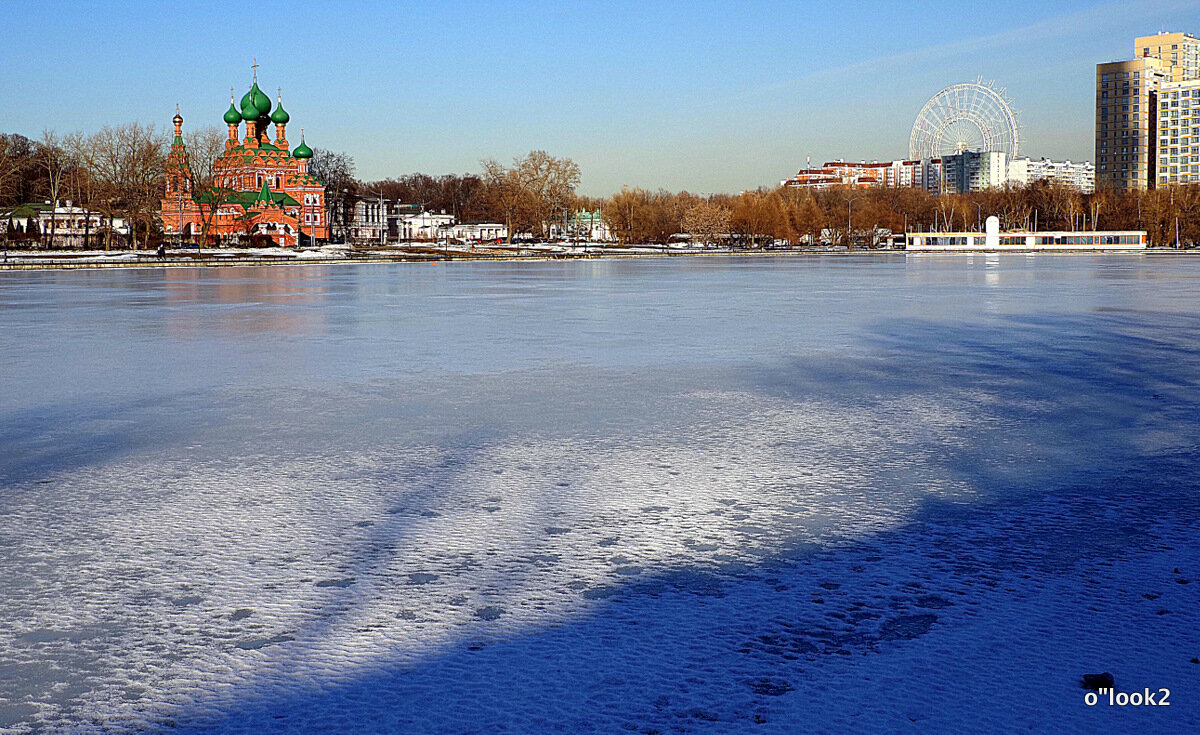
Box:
240, 93, 258, 121
240, 82, 272, 121
223, 102, 242, 125
292, 136, 313, 159
252, 83, 271, 116
270, 100, 290, 124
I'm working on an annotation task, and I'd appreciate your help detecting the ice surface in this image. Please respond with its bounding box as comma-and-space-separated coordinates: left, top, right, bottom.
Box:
0, 255, 1198, 733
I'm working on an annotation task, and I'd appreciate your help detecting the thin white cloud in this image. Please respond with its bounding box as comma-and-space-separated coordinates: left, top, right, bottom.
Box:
721, 0, 1200, 105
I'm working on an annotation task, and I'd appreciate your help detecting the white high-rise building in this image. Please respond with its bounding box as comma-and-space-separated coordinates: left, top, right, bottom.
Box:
941, 151, 1009, 194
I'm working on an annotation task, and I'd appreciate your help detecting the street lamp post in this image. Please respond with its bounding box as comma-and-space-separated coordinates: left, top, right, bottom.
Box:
846, 194, 863, 251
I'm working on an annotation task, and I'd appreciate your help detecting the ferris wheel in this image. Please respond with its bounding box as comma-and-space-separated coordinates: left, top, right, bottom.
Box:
909, 80, 1020, 160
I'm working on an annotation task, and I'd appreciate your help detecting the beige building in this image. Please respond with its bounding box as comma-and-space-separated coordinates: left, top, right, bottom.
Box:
1095, 57, 1164, 190
1135, 32, 1200, 82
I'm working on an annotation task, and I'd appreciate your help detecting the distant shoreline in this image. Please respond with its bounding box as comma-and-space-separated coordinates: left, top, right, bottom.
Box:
0, 247, 1196, 272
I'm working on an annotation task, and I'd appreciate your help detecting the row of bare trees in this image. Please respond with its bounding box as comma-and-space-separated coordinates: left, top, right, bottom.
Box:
600, 181, 1200, 248
357, 151, 581, 241
1, 126, 172, 249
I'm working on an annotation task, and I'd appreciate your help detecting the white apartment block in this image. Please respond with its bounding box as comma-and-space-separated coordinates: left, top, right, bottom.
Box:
1156, 79, 1200, 185
941, 151, 1009, 194
1008, 157, 1096, 192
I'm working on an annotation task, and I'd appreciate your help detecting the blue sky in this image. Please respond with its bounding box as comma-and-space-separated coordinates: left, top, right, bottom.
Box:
3, 0, 1199, 194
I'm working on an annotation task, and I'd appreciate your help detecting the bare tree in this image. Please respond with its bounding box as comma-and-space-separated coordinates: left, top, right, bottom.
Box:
0, 134, 21, 209
682, 200, 730, 247
309, 148, 355, 242
480, 158, 531, 243
603, 187, 651, 245
89, 123, 167, 249
178, 125, 231, 247
513, 150, 581, 237
482, 151, 581, 240
37, 130, 76, 248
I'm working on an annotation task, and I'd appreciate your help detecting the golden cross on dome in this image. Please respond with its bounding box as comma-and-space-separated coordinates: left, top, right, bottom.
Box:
251, 59, 259, 83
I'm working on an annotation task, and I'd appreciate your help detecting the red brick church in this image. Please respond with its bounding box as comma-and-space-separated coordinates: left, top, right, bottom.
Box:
160, 67, 326, 246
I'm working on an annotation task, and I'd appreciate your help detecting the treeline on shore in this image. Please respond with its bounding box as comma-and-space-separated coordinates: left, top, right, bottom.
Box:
4, 127, 1200, 249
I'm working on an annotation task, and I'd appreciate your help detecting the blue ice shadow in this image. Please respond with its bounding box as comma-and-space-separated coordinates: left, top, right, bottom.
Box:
165, 311, 1200, 734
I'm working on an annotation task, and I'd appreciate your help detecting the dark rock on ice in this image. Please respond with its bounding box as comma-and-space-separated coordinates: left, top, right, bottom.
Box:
1080, 672, 1115, 690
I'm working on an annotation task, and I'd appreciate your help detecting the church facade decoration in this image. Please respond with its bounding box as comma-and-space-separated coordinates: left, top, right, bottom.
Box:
160, 66, 326, 247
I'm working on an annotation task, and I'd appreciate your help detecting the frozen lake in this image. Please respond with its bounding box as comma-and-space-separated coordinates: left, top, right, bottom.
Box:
1, 254, 1199, 733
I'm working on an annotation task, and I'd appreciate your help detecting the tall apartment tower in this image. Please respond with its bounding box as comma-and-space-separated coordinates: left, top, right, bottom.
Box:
1097, 32, 1200, 191
1095, 58, 1164, 190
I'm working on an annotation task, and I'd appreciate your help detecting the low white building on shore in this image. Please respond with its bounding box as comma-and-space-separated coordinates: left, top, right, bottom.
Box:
907, 216, 1145, 251
398, 210, 455, 241
449, 223, 507, 242
2, 201, 131, 248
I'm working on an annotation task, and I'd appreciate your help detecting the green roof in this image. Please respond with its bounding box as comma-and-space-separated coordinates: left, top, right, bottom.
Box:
233, 189, 299, 208
194, 189, 299, 208
254, 181, 273, 206
3, 203, 51, 218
